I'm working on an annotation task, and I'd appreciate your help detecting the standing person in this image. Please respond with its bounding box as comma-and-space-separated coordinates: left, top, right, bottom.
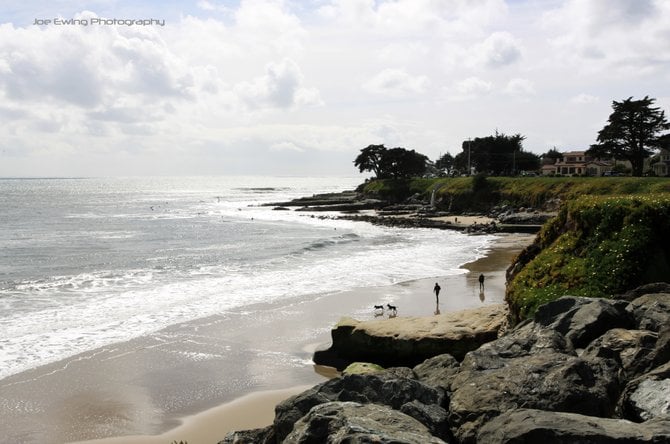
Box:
433, 282, 441, 304
479, 274, 485, 291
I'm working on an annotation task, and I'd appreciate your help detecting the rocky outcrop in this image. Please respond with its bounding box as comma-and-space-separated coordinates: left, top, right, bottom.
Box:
477, 408, 670, 444
533, 296, 632, 349
627, 293, 670, 332
271, 371, 447, 442
284, 401, 447, 444
313, 305, 506, 369
496, 210, 555, 225
223, 290, 670, 444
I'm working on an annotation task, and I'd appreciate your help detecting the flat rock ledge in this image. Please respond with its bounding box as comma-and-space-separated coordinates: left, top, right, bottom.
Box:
313, 304, 506, 369
221, 288, 670, 444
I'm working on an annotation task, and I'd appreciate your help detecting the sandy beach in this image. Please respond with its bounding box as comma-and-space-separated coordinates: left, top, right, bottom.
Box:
0, 232, 533, 444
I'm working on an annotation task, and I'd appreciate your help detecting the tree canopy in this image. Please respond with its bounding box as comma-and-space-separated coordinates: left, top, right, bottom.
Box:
453, 132, 538, 175
587, 96, 670, 176
435, 152, 454, 173
354, 144, 428, 179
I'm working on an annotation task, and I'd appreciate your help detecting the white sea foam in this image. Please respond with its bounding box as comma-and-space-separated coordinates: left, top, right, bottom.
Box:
0, 176, 494, 380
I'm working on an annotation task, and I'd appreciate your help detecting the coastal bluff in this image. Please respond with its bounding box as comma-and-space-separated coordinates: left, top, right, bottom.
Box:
313, 304, 506, 369
222, 290, 670, 443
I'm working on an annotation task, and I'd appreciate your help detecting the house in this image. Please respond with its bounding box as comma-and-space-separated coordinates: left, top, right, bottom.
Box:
652, 148, 670, 176
541, 150, 616, 176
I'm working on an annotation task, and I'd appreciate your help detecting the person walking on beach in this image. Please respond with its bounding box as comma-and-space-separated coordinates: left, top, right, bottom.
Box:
478, 274, 485, 291
433, 282, 441, 304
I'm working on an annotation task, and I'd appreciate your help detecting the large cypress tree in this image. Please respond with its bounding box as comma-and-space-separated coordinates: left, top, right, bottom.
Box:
588, 96, 670, 176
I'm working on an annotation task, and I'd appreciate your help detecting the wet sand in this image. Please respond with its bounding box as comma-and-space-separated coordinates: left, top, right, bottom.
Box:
0, 233, 533, 444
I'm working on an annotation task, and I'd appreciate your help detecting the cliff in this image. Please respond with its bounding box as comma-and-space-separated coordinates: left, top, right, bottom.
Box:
506, 194, 670, 323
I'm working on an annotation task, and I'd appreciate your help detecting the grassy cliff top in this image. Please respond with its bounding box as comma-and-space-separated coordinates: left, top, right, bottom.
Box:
362, 176, 670, 210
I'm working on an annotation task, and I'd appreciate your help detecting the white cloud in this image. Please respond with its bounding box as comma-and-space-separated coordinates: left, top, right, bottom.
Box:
318, 0, 508, 36
571, 93, 599, 104
197, 0, 232, 13
270, 141, 303, 152
542, 0, 670, 74
234, 58, 322, 109
363, 68, 429, 96
378, 41, 430, 63
0, 0, 668, 177
455, 77, 493, 95
470, 31, 522, 68
504, 78, 535, 97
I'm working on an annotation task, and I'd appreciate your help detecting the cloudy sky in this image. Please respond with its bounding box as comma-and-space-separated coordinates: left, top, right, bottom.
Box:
1, 0, 669, 177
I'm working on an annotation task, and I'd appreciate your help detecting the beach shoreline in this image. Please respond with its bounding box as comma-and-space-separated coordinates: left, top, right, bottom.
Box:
0, 232, 533, 444
72, 232, 533, 444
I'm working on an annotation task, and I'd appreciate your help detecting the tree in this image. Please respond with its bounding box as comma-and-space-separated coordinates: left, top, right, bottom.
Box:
515, 151, 541, 172
378, 147, 428, 179
542, 147, 563, 163
435, 153, 454, 173
453, 132, 528, 175
588, 96, 670, 176
354, 144, 386, 177
353, 145, 428, 179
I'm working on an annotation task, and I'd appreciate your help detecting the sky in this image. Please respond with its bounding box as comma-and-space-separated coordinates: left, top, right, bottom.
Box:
0, 0, 669, 177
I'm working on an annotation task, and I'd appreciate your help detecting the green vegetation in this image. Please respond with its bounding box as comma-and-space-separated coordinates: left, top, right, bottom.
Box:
354, 144, 429, 179
452, 132, 539, 176
506, 194, 670, 323
360, 176, 670, 211
588, 96, 670, 176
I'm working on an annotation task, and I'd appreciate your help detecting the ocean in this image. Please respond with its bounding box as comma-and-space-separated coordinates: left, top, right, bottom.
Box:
0, 176, 493, 382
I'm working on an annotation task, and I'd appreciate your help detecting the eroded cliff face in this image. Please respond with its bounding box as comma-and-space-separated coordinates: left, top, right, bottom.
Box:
505, 194, 670, 324
222, 291, 670, 444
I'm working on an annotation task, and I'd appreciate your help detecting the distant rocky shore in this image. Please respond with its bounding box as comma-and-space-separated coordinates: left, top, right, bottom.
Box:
264, 190, 551, 234
222, 285, 670, 443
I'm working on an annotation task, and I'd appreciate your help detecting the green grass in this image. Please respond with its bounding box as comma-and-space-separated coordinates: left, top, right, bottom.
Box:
505, 194, 670, 322
361, 176, 670, 211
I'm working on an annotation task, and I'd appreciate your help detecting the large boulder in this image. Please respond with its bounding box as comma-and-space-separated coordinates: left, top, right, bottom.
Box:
477, 408, 670, 443
534, 296, 632, 349
449, 351, 620, 443
482, 318, 574, 358
627, 293, 670, 332
283, 401, 448, 444
413, 353, 460, 391
273, 372, 446, 442
219, 426, 274, 444
619, 361, 670, 422
616, 282, 670, 301
313, 305, 506, 369
581, 328, 658, 379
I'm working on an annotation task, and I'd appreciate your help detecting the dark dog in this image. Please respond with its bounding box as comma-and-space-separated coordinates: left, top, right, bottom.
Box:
386, 303, 397, 315
373, 304, 385, 311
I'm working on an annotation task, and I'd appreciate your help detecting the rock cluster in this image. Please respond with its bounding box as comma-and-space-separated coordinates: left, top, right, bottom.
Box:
221, 291, 670, 443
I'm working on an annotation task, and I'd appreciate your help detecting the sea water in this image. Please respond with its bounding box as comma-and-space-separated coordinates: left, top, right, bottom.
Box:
0, 176, 493, 381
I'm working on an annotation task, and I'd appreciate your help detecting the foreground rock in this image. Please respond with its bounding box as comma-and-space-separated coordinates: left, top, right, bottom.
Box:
313, 304, 506, 369
272, 371, 447, 442
222, 289, 670, 443
285, 402, 447, 444
477, 408, 670, 443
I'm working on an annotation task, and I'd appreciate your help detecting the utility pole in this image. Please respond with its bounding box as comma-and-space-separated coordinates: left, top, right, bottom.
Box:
467, 138, 471, 176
